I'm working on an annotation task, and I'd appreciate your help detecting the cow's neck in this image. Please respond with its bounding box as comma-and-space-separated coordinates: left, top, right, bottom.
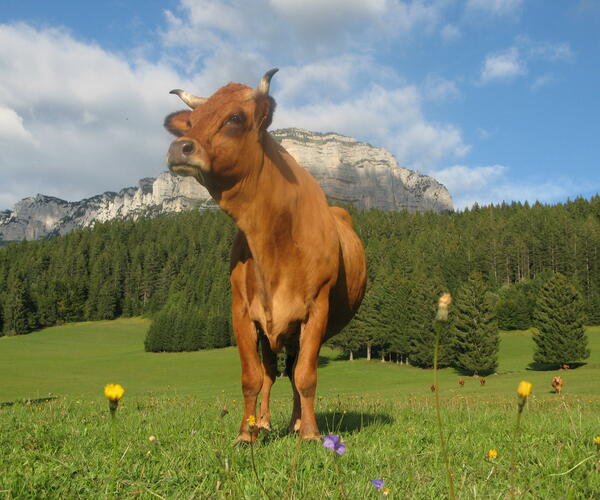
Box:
218, 133, 301, 252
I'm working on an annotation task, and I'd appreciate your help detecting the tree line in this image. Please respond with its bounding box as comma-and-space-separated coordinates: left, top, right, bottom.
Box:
0, 196, 598, 366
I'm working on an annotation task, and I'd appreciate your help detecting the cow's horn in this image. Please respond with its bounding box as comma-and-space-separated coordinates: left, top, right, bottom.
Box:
257, 68, 279, 96
169, 89, 207, 109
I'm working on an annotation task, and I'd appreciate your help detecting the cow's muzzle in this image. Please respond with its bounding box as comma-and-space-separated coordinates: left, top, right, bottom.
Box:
167, 138, 209, 179
168, 139, 195, 165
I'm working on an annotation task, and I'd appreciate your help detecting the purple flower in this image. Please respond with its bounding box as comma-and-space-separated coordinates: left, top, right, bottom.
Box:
322, 434, 347, 455
371, 479, 384, 489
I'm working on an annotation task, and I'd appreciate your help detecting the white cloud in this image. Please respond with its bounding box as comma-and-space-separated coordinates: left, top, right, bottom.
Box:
436, 164, 507, 196
441, 23, 461, 42
275, 56, 367, 104
270, 0, 387, 36
476, 128, 492, 140
466, 0, 523, 17
519, 38, 574, 62
0, 23, 186, 207
384, 0, 445, 37
274, 84, 469, 172
480, 47, 525, 83
423, 75, 461, 101
434, 164, 596, 210
0, 9, 472, 210
479, 37, 574, 87
161, 0, 450, 63
531, 73, 555, 91
0, 106, 36, 144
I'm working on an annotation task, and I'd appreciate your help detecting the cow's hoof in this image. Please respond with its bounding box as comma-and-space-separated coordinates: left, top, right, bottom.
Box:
235, 431, 257, 444
288, 418, 302, 433
300, 431, 321, 441
299, 424, 321, 441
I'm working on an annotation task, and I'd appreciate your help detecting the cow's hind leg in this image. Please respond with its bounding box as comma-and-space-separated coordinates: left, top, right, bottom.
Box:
286, 352, 302, 433
258, 335, 277, 431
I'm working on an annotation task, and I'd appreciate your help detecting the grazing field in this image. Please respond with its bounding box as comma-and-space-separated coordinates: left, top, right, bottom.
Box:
1, 319, 599, 498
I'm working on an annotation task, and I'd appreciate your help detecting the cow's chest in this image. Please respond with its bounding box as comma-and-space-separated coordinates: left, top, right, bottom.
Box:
249, 283, 309, 341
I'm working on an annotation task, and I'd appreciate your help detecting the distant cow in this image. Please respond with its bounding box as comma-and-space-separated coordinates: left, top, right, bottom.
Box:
551, 376, 564, 394
430, 384, 437, 392
480, 377, 486, 386
165, 69, 367, 441
458, 378, 465, 387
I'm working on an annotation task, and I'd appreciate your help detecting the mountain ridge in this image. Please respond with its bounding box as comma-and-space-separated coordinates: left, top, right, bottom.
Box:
0, 128, 453, 242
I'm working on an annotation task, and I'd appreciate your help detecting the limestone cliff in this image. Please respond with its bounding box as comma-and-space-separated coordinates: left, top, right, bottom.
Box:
0, 128, 453, 242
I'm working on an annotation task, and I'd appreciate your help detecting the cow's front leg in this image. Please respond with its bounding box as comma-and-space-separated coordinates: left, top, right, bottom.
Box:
258, 336, 277, 431
294, 289, 329, 440
232, 306, 262, 443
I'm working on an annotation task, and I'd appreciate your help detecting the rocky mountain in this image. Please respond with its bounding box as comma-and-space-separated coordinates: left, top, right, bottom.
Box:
0, 128, 453, 242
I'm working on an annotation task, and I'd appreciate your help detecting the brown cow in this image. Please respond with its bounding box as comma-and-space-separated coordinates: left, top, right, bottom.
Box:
164, 69, 367, 441
551, 376, 564, 394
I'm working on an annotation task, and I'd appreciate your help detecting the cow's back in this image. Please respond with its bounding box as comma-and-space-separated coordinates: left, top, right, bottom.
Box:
325, 206, 367, 339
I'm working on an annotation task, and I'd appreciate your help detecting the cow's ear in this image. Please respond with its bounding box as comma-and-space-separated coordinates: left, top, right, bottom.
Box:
254, 96, 276, 131
164, 110, 192, 137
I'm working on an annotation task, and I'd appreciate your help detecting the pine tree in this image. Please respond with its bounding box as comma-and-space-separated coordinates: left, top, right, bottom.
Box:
183, 311, 205, 351
495, 284, 532, 330
3, 271, 30, 335
328, 318, 364, 360
451, 272, 499, 375
532, 272, 590, 366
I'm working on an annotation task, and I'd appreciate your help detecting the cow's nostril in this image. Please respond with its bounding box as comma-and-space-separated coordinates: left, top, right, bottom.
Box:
181, 141, 194, 155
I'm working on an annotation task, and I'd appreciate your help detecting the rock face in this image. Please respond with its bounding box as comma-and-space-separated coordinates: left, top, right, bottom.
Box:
272, 129, 453, 213
0, 128, 453, 242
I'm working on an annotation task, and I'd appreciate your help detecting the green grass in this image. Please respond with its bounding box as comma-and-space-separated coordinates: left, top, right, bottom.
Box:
1, 320, 599, 498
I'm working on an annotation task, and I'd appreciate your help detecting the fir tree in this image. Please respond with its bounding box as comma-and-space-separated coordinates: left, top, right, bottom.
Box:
495, 284, 532, 330
451, 272, 499, 375
183, 311, 205, 351
3, 272, 30, 335
532, 272, 590, 366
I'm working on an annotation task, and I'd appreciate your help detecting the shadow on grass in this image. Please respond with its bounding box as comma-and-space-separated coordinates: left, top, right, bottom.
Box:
526, 362, 586, 371
453, 367, 496, 377
0, 396, 58, 408
317, 355, 331, 368
260, 411, 394, 443
316, 411, 394, 435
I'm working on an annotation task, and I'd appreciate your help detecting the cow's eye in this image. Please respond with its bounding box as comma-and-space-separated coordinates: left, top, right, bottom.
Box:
225, 113, 245, 126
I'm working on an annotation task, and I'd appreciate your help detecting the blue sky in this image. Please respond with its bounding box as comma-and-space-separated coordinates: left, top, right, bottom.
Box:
0, 0, 598, 210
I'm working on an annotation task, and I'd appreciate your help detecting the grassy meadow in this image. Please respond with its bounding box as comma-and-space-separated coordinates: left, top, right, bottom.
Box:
1, 319, 599, 498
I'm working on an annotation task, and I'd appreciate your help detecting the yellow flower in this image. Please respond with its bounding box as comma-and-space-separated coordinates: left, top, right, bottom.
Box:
517, 381, 532, 398
594, 436, 600, 446
383, 488, 391, 496
487, 448, 498, 460
104, 384, 125, 402
247, 415, 256, 428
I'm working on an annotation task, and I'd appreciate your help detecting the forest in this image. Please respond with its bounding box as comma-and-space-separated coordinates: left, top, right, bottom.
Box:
1, 196, 599, 370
